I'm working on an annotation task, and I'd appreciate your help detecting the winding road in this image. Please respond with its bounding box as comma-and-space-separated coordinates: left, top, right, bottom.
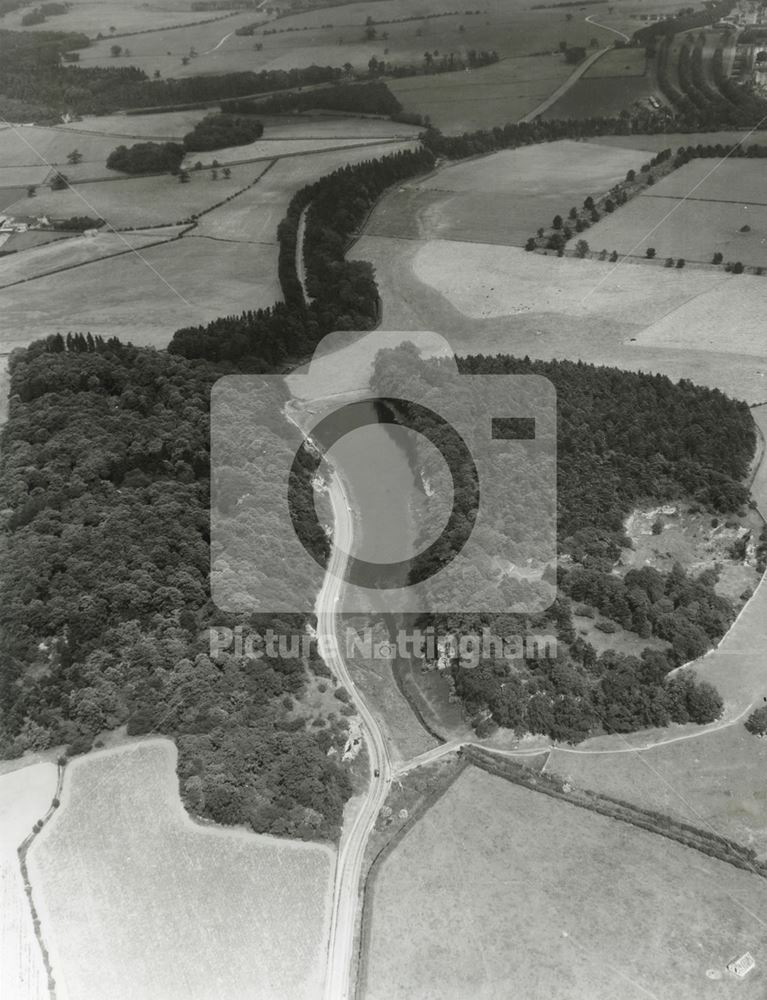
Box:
318, 467, 392, 1000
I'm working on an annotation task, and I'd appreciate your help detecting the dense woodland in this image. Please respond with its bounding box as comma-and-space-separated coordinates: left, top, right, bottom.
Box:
225, 80, 402, 117
374, 348, 753, 740
0, 339, 353, 840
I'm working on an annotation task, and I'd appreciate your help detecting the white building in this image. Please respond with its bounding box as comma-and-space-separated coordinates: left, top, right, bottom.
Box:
727, 952, 756, 978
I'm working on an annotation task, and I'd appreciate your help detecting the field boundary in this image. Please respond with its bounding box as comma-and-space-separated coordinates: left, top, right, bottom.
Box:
16, 759, 65, 1000
465, 746, 767, 878
353, 756, 468, 1000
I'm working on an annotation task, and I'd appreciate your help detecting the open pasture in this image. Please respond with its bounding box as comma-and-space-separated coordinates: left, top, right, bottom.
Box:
362, 765, 767, 999
0, 232, 279, 347
195, 139, 418, 242
28, 740, 333, 1000
2, 0, 227, 36
585, 179, 767, 267
0, 125, 131, 186
388, 55, 573, 133
547, 721, 767, 860
643, 157, 767, 206
583, 46, 648, 77
366, 141, 651, 246
0, 226, 183, 288
0, 763, 58, 1000
55, 110, 211, 141
5, 168, 255, 228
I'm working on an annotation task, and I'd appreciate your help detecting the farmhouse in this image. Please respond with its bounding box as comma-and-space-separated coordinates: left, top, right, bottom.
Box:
726, 952, 755, 977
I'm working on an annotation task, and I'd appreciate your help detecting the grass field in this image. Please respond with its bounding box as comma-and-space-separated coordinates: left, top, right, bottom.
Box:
6, 169, 258, 228
0, 227, 183, 288
547, 722, 767, 859
585, 160, 767, 266
194, 140, 418, 241
583, 46, 648, 78
542, 73, 660, 119
180, 135, 403, 170
365, 140, 642, 246
0, 763, 58, 1000
388, 56, 573, 133
2, 0, 227, 36
28, 740, 334, 1000
0, 124, 143, 185
363, 765, 767, 999
0, 233, 278, 348
592, 130, 767, 153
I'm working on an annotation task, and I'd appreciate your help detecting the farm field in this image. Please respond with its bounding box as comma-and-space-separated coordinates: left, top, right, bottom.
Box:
388, 55, 573, 133
542, 72, 660, 119
5, 169, 258, 229
2, 0, 229, 36
591, 130, 767, 153
547, 722, 767, 859
365, 140, 643, 246
362, 765, 767, 999
643, 157, 767, 205
0, 124, 147, 185
74, 0, 618, 79
180, 134, 404, 170
0, 227, 184, 288
28, 740, 334, 1000
194, 140, 418, 241
583, 46, 648, 78
584, 169, 767, 267
354, 234, 767, 403
74, 12, 270, 79
0, 233, 278, 348
0, 763, 58, 1000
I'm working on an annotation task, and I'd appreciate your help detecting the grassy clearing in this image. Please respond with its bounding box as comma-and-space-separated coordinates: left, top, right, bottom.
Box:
645, 158, 767, 206
6, 169, 255, 228
0, 234, 279, 348
388, 56, 573, 133
363, 765, 767, 999
366, 140, 642, 246
0, 763, 58, 1000
28, 740, 333, 1000
0, 227, 183, 288
55, 111, 212, 141
547, 722, 767, 859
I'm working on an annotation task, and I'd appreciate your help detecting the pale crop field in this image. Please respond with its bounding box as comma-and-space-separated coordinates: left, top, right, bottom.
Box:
55, 110, 212, 141
645, 157, 767, 205
2, 0, 225, 36
355, 233, 767, 403
0, 762, 58, 1000
592, 130, 767, 153
27, 740, 334, 1000
366, 140, 644, 246
362, 765, 767, 999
